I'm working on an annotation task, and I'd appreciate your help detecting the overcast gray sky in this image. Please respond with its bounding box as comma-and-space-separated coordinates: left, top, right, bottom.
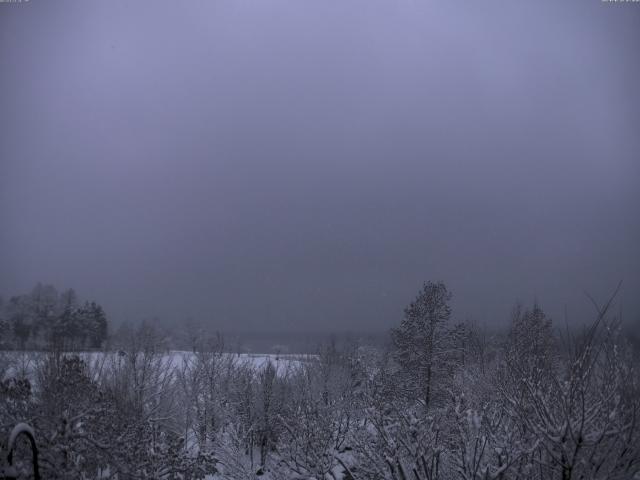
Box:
1, 0, 639, 332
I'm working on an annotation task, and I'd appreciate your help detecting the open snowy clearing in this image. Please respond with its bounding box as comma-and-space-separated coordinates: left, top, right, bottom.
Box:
0, 350, 316, 380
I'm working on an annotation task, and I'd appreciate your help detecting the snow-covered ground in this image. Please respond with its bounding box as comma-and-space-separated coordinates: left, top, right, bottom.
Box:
0, 350, 315, 381
168, 351, 314, 375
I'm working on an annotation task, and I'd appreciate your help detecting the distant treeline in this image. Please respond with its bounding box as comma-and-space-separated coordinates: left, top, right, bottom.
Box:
0, 283, 108, 350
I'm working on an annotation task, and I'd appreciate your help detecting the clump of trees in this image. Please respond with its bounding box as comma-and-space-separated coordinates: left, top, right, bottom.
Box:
0, 283, 108, 350
1, 325, 215, 479
0, 281, 638, 479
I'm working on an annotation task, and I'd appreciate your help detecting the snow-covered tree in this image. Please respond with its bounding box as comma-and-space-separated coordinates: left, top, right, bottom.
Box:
391, 281, 459, 408
498, 292, 640, 480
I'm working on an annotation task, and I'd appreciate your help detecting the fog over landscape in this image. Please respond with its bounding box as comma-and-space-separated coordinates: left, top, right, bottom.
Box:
2, 0, 639, 333
2, 1, 640, 479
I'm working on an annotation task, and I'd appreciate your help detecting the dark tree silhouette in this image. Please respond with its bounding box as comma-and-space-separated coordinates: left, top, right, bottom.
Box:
391, 281, 454, 408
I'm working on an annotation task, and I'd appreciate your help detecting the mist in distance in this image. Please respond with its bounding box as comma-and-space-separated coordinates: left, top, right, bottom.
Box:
1, 0, 639, 333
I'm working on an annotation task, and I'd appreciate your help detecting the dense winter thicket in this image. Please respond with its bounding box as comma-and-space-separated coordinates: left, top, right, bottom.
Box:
1, 282, 638, 479
0, 284, 107, 352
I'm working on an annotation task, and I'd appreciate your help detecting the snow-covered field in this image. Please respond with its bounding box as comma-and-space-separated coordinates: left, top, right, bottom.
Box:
169, 351, 314, 375
0, 350, 315, 380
